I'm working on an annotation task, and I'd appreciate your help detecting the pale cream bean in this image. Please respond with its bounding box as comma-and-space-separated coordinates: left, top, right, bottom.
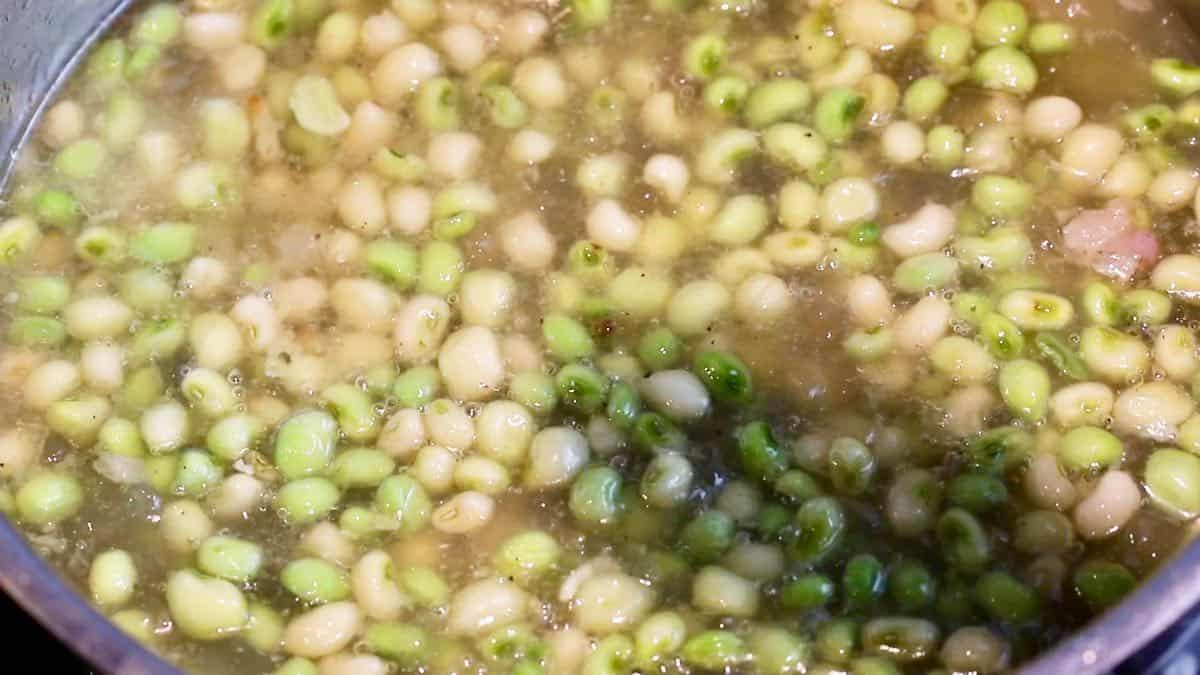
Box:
667, 280, 731, 336
283, 602, 363, 658
942, 385, 998, 438
428, 132, 483, 181
1098, 153, 1153, 199
231, 295, 280, 352
587, 199, 642, 253
446, 578, 530, 635
1023, 96, 1082, 143
183, 12, 245, 51
779, 181, 819, 230
433, 491, 495, 533
1153, 254, 1200, 304
1074, 470, 1142, 540
1156, 324, 1200, 381
141, 401, 190, 455
734, 273, 792, 325
216, 44, 266, 92
274, 277, 329, 324
337, 173, 387, 235
1059, 124, 1123, 191
318, 654, 388, 675
161, 499, 213, 554
476, 400, 535, 466
546, 628, 590, 675
340, 102, 398, 167
386, 186, 431, 236
692, 565, 759, 618
424, 399, 475, 449
0, 428, 42, 480
941, 627, 1009, 675
847, 275, 895, 328
209, 473, 264, 521
640, 91, 686, 144
499, 10, 549, 56
1148, 168, 1199, 212
438, 326, 505, 401
893, 295, 952, 354
41, 100, 84, 149
882, 203, 955, 258
641, 370, 711, 422
412, 445, 457, 495
1050, 382, 1115, 428
190, 312, 244, 371
1112, 381, 1194, 442
573, 572, 655, 634
820, 177, 879, 233
965, 126, 1017, 174
714, 249, 773, 287
763, 231, 824, 269
460, 270, 516, 329
360, 11, 408, 58
1024, 452, 1077, 511
136, 130, 181, 181
24, 360, 80, 410
393, 295, 452, 365
65, 296, 133, 341
377, 408, 426, 459
722, 543, 786, 582
513, 57, 568, 109
643, 154, 689, 204
166, 569, 248, 640
181, 257, 231, 300
525, 426, 589, 489
501, 334, 544, 374
371, 43, 442, 107
500, 211, 557, 270
330, 278, 394, 333
300, 522, 358, 569
508, 129, 556, 164
881, 121, 925, 165
835, 0, 916, 51
716, 481, 762, 525
440, 23, 488, 72
316, 11, 359, 62
80, 342, 124, 393
610, 267, 674, 319
351, 550, 410, 621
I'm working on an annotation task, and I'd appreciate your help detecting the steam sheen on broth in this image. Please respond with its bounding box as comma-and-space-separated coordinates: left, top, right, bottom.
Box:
4, 0, 1200, 673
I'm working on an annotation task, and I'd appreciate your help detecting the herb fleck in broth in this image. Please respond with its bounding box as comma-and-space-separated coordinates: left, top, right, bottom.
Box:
5, 0, 1200, 672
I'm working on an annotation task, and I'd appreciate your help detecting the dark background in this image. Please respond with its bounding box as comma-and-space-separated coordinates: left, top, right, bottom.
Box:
2, 590, 90, 673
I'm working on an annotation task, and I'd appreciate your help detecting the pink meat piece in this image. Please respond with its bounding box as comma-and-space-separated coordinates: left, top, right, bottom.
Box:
1061, 201, 1159, 282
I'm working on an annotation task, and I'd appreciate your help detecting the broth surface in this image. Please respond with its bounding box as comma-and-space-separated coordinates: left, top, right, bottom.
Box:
5, 0, 1200, 673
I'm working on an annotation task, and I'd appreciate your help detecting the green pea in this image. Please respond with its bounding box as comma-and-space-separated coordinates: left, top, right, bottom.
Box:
173, 449, 223, 497
735, 421, 789, 483
16, 472, 83, 525
543, 314, 595, 361
132, 3, 182, 45
365, 240, 418, 289
86, 39, 128, 91
207, 414, 267, 463
375, 474, 432, 532
605, 382, 641, 430
569, 466, 624, 526
493, 531, 560, 586
365, 622, 429, 666
1028, 21, 1075, 54
851, 656, 902, 675
330, 448, 396, 488
556, 364, 609, 413
572, 0, 611, 28
843, 554, 886, 613
34, 188, 82, 229
998, 358, 1050, 422
902, 76, 950, 122
679, 510, 735, 563
974, 0, 1028, 46
1073, 560, 1136, 612
814, 88, 865, 144
277, 477, 340, 524
971, 174, 1033, 218
1082, 282, 1120, 326
744, 79, 811, 128
118, 366, 165, 417
196, 535, 263, 582
1152, 58, 1200, 98
893, 253, 959, 293
321, 384, 378, 441
121, 267, 174, 313
683, 33, 726, 80
1033, 332, 1088, 379
681, 631, 748, 670
482, 85, 528, 129
281, 557, 350, 604
763, 123, 828, 171
889, 560, 937, 612
1121, 289, 1172, 326
393, 366, 441, 408
418, 241, 464, 296
638, 327, 682, 371
586, 86, 626, 132
1144, 448, 1200, 518
75, 226, 126, 267
181, 368, 238, 418
1059, 426, 1123, 473
372, 149, 426, 182
972, 46, 1038, 95
631, 412, 687, 453
132, 222, 197, 265
274, 410, 339, 480
567, 241, 615, 281
937, 508, 990, 571
125, 44, 161, 82
693, 350, 753, 405
250, 0, 294, 49
828, 437, 876, 496
980, 313, 1025, 359
964, 426, 1031, 475
55, 138, 108, 181
398, 565, 449, 608
781, 573, 836, 610
129, 318, 186, 364
757, 503, 791, 538
98, 418, 146, 457
925, 23, 972, 70
789, 496, 846, 565
946, 473, 1008, 513
974, 571, 1039, 623
509, 372, 557, 414
8, 316, 67, 348
816, 618, 858, 664
15, 276, 69, 315
704, 76, 751, 116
